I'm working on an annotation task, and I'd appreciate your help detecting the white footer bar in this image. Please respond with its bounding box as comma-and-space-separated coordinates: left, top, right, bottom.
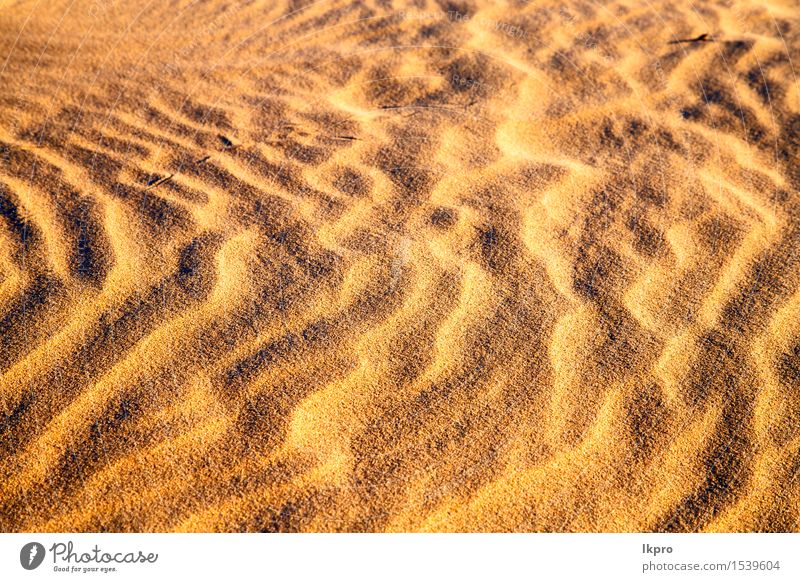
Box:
1, 533, 796, 581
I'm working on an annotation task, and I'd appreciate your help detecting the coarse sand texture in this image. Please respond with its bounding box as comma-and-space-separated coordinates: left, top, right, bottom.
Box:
0, 0, 799, 532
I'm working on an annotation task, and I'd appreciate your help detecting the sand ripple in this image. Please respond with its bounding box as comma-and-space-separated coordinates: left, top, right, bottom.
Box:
0, 0, 799, 531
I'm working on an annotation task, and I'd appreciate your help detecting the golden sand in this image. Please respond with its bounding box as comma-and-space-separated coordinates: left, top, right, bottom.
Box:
0, 0, 799, 532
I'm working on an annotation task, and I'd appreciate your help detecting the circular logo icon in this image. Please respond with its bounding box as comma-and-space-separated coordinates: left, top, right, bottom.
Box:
20, 542, 46, 570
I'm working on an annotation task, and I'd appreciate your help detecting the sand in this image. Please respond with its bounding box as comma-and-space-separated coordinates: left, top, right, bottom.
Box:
0, 0, 798, 532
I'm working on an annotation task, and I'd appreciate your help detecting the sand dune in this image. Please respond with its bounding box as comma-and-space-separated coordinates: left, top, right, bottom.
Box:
0, 0, 798, 532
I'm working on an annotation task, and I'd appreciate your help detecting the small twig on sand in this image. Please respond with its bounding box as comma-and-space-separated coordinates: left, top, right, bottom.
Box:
144, 173, 174, 191
217, 134, 236, 148
668, 33, 713, 44
379, 104, 462, 114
